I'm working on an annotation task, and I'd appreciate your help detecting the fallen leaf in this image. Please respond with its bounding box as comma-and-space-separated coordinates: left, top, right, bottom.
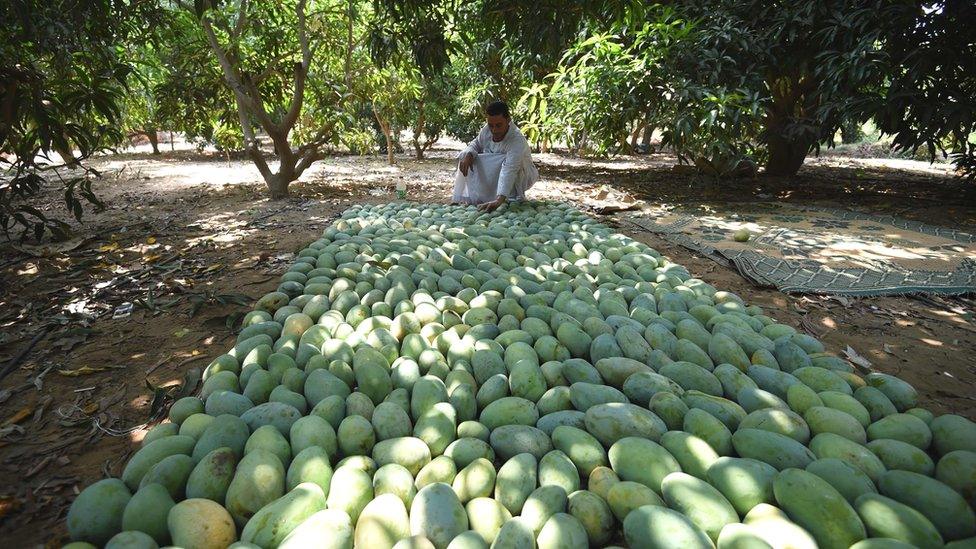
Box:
146, 237, 157, 244
9, 236, 94, 257
3, 406, 33, 426
98, 242, 120, 252
882, 343, 895, 354
843, 346, 873, 370
57, 365, 125, 377
0, 497, 21, 520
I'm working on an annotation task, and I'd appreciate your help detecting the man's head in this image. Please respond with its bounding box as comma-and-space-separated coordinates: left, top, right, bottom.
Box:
485, 100, 510, 141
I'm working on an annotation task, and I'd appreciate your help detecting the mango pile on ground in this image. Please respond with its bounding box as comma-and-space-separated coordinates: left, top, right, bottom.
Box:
62, 201, 976, 549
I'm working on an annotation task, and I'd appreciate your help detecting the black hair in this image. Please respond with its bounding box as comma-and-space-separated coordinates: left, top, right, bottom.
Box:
485, 100, 510, 118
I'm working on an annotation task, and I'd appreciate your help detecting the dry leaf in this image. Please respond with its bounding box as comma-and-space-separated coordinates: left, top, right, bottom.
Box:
843, 346, 873, 369
146, 237, 157, 244
882, 343, 895, 354
98, 242, 120, 252
3, 406, 33, 426
57, 365, 124, 377
0, 496, 20, 519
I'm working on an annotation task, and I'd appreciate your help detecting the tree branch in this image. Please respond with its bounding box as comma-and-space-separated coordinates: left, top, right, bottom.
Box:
231, 0, 250, 39
278, 0, 311, 133
245, 141, 273, 181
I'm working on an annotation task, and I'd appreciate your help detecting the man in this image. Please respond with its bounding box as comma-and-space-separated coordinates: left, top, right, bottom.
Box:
452, 101, 539, 212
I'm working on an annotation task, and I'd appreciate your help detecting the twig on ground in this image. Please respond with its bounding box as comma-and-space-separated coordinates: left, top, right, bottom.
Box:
0, 325, 54, 384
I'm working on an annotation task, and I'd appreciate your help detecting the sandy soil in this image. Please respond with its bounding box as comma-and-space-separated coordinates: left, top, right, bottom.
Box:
1, 144, 974, 546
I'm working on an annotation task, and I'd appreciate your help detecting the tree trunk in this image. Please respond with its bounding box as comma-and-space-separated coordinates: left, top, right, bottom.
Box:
373, 105, 394, 166
840, 119, 863, 144
765, 131, 811, 176
641, 124, 654, 149
267, 171, 292, 199
414, 99, 426, 160
147, 129, 160, 155
630, 120, 644, 149
170, 131, 175, 151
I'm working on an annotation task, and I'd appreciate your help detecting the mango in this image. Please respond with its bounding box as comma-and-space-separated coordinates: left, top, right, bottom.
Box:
772, 468, 866, 549
743, 503, 818, 549
608, 437, 681, 494
410, 483, 469, 549
878, 469, 976, 541
854, 493, 944, 547
551, 425, 607, 475
489, 424, 553, 460
567, 490, 614, 546
805, 406, 867, 443
245, 424, 292, 468
121, 435, 195, 491
416, 455, 458, 489
623, 505, 713, 549
732, 429, 815, 470
240, 483, 327, 547
490, 517, 535, 549
805, 458, 877, 504
867, 438, 935, 476
166, 500, 236, 549
864, 373, 917, 411
225, 449, 286, 527
867, 413, 932, 450
465, 497, 511, 544
122, 483, 174, 545
286, 446, 333, 494
494, 453, 538, 515
104, 531, 158, 549
536, 513, 588, 549
607, 480, 664, 521
662, 471, 738, 541
453, 458, 497, 503
279, 510, 353, 549
138, 454, 193, 499
936, 450, 976, 507
706, 457, 777, 516
355, 493, 412, 549
931, 414, 976, 455
583, 402, 666, 447
520, 485, 568, 535
810, 432, 887, 482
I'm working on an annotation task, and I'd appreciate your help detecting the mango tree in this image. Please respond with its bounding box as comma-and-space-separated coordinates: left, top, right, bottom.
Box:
182, 0, 355, 198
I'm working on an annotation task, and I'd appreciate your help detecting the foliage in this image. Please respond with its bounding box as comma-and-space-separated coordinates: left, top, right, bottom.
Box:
854, 1, 976, 179
0, 0, 151, 239
405, 74, 454, 159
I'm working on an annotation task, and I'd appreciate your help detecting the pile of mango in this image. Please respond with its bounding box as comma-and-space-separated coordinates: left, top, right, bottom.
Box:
64, 202, 976, 549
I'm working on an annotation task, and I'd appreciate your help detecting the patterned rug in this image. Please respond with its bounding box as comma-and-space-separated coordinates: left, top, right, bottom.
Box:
622, 203, 976, 296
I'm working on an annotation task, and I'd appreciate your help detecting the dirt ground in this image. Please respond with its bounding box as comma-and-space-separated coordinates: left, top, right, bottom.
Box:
1, 144, 974, 546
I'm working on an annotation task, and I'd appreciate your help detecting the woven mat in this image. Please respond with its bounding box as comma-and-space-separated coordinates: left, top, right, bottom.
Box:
623, 203, 976, 296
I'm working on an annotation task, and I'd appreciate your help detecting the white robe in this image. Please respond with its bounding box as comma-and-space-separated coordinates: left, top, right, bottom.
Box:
452, 123, 539, 204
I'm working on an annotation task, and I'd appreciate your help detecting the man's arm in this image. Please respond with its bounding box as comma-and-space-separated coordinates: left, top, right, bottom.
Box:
458, 127, 486, 176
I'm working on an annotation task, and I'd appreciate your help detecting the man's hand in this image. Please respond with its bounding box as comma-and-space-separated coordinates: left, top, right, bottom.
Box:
478, 195, 507, 213
458, 152, 474, 176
